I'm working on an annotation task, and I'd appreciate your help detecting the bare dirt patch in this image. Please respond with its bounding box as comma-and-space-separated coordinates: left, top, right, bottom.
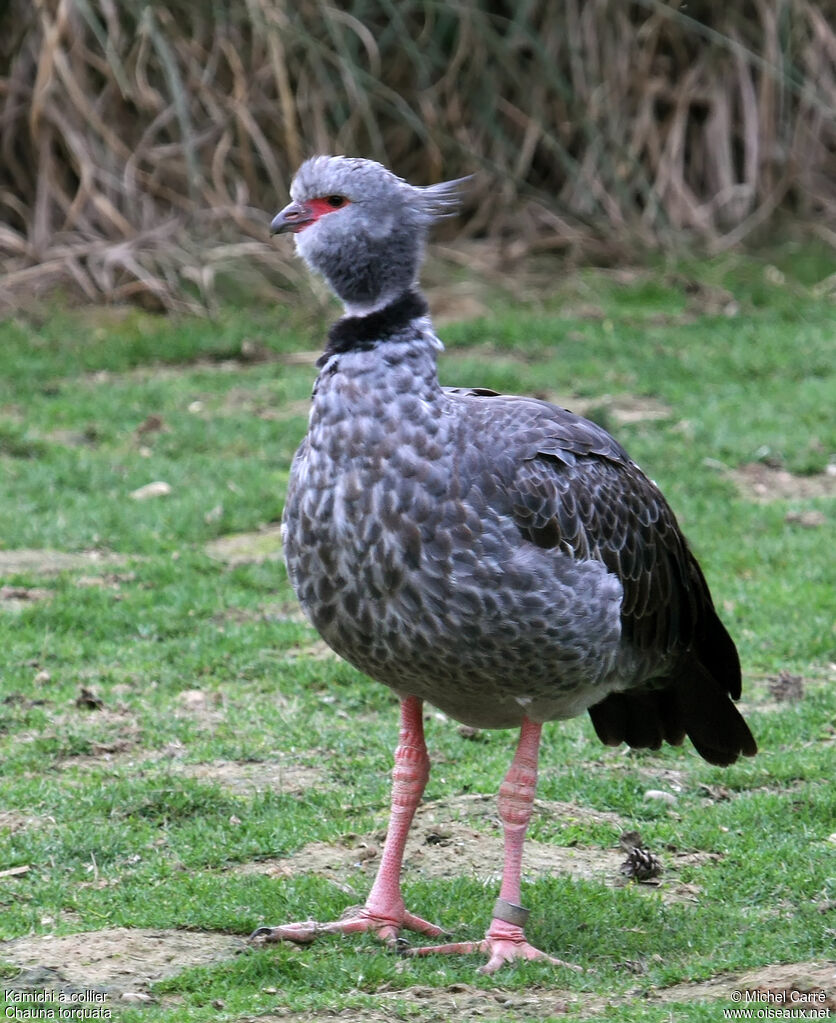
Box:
546, 392, 672, 425
238, 793, 709, 905
0, 928, 243, 998
736, 673, 829, 718
3, 926, 831, 1023
252, 983, 582, 1022
731, 462, 836, 502
218, 385, 311, 422
178, 758, 324, 796
215, 599, 308, 626
380, 983, 579, 1022
205, 525, 284, 566
449, 368, 674, 426
40, 699, 143, 765
230, 961, 836, 1021
0, 549, 127, 576
768, 671, 805, 703
80, 349, 281, 388
44, 745, 325, 798
0, 584, 52, 611
278, 639, 339, 662
654, 960, 836, 1009
173, 687, 227, 727
0, 810, 41, 833
426, 280, 492, 325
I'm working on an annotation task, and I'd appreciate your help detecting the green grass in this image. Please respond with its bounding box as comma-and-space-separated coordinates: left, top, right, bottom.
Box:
1, 252, 834, 1022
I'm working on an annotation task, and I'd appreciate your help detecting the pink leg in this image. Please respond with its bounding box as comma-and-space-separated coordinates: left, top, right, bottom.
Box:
408, 718, 581, 973
251, 696, 444, 948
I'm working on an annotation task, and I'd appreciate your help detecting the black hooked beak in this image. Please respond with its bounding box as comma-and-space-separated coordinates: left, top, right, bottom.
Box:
271, 201, 315, 235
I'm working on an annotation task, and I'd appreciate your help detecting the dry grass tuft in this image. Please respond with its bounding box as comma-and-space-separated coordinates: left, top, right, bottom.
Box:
1, 0, 834, 310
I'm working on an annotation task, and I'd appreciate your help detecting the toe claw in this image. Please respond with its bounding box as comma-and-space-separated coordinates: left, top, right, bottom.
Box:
248, 922, 318, 945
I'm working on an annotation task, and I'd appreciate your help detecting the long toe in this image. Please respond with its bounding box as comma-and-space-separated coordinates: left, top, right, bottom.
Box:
250, 903, 445, 949
401, 909, 447, 939
250, 921, 319, 945
405, 933, 582, 974
478, 936, 583, 975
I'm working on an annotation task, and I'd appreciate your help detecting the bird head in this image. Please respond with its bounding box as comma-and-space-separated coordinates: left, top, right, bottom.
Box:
272, 156, 467, 313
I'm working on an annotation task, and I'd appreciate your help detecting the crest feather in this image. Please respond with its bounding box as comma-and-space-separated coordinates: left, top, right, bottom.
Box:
413, 176, 471, 221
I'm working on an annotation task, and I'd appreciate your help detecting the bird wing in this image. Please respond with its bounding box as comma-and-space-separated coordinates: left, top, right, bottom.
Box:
447, 387, 726, 666
447, 387, 753, 765
509, 451, 704, 656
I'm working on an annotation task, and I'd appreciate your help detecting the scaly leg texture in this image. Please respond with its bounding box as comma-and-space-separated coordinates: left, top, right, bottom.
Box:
408, 718, 581, 973
251, 695, 444, 947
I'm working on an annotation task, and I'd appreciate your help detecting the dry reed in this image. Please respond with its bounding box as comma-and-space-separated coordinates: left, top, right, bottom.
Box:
1, 0, 833, 310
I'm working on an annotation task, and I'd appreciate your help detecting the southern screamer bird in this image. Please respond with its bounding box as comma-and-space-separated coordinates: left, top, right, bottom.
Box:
252, 156, 757, 973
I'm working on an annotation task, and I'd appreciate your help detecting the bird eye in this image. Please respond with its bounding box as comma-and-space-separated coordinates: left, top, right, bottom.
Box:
326, 195, 347, 208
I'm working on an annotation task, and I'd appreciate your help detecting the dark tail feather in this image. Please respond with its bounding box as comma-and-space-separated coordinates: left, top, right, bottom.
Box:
588, 664, 756, 767
672, 661, 757, 766
587, 691, 666, 751
696, 603, 742, 700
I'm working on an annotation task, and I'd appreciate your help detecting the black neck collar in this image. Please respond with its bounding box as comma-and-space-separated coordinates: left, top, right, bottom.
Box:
317, 290, 429, 367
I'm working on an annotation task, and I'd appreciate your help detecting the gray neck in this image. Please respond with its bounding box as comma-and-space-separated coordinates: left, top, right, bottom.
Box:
298, 213, 426, 310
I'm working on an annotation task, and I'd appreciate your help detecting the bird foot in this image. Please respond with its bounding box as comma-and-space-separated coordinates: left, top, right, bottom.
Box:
406, 920, 583, 974
250, 902, 445, 950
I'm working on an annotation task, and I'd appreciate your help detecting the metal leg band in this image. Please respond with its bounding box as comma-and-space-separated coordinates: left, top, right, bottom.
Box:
492, 897, 530, 927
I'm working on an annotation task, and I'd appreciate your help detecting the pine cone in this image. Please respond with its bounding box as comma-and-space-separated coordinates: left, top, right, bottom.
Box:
620, 846, 662, 881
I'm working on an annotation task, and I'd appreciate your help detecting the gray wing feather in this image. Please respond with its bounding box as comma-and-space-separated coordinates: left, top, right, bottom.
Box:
510, 453, 699, 655
447, 385, 702, 657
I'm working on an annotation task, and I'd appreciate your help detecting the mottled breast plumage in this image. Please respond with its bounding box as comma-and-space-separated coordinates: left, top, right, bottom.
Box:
282, 299, 715, 730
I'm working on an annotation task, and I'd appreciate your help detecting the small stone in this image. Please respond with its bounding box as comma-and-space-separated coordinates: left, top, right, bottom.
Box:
130, 480, 172, 500
457, 724, 481, 740
354, 843, 379, 862
177, 689, 209, 710
785, 510, 826, 528
644, 789, 677, 805
120, 992, 152, 1004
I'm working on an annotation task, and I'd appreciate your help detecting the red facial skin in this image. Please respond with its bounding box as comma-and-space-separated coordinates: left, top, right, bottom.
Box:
288, 195, 349, 233
307, 196, 349, 221
273, 196, 350, 235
